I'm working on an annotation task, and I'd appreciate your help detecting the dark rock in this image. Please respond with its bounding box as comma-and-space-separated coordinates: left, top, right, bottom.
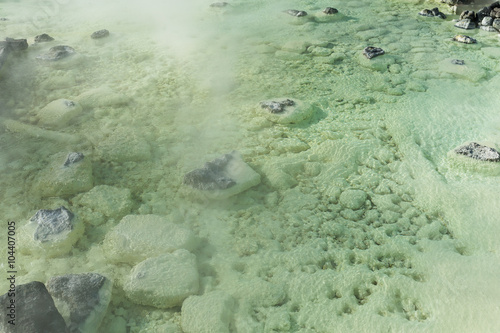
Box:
34, 33, 55, 43
0, 281, 67, 333
454, 19, 477, 29
480, 25, 497, 31
476, 7, 490, 22
363, 46, 385, 59
36, 45, 75, 61
455, 142, 500, 161
482, 16, 494, 25
210, 2, 229, 7
30, 206, 74, 242
488, 1, 500, 10
47, 273, 111, 333
323, 7, 338, 14
63, 152, 85, 167
184, 153, 237, 190
284, 9, 308, 17
460, 10, 476, 21
451, 59, 465, 65
452, 34, 476, 44
1, 38, 29, 70
419, 8, 446, 19
260, 98, 295, 113
90, 29, 109, 39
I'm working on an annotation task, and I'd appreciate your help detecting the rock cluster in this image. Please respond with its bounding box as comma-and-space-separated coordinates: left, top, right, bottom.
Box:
34, 33, 54, 43
90, 29, 109, 39
419, 7, 446, 19
454, 2, 500, 32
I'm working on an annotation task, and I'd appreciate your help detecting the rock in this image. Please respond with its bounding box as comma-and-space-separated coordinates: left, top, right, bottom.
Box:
34, 33, 54, 43
37, 99, 83, 129
181, 292, 235, 333
73, 185, 133, 225
37, 45, 75, 61
460, 10, 476, 21
419, 8, 446, 19
454, 142, 500, 161
47, 273, 112, 333
452, 35, 477, 44
33, 151, 93, 198
363, 46, 384, 59
20, 206, 84, 257
476, 6, 490, 22
210, 2, 229, 7
0, 17, 7, 21
0, 281, 67, 333
481, 16, 493, 26
339, 189, 368, 210
451, 59, 465, 65
480, 25, 497, 31
0, 37, 28, 70
323, 7, 338, 14
124, 250, 200, 309
492, 18, 500, 30
284, 9, 308, 17
102, 214, 197, 264
184, 151, 261, 198
454, 19, 476, 29
258, 97, 314, 124
90, 29, 109, 39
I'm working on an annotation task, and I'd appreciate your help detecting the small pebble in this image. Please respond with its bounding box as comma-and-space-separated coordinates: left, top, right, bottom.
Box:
363, 46, 385, 59
323, 7, 338, 15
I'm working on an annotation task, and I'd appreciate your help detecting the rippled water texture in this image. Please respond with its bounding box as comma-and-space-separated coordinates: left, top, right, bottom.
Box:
1, 0, 500, 332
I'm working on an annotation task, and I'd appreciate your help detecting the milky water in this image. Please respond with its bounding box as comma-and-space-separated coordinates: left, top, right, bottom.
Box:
1, 0, 500, 332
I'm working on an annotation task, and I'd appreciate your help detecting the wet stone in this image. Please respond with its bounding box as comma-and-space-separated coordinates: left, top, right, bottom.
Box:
260, 98, 295, 114
284, 9, 308, 17
31, 206, 74, 242
492, 18, 500, 29
451, 59, 465, 65
63, 152, 85, 167
480, 25, 498, 31
37, 45, 75, 61
363, 46, 385, 59
452, 35, 477, 44
47, 273, 112, 333
184, 153, 236, 190
460, 10, 476, 20
90, 29, 109, 39
0, 281, 67, 333
454, 19, 476, 29
481, 16, 493, 26
34, 33, 55, 43
454, 142, 500, 162
323, 7, 338, 14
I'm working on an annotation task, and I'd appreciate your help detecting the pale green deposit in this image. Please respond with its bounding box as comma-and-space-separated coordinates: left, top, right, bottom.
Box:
1, 0, 500, 332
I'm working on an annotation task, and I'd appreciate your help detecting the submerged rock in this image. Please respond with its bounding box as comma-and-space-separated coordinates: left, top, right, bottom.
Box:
124, 250, 199, 309
47, 273, 112, 333
454, 142, 500, 161
284, 9, 308, 17
34, 33, 54, 43
419, 8, 446, 18
452, 35, 477, 44
37, 45, 75, 61
323, 7, 338, 14
259, 97, 315, 124
0, 281, 67, 333
184, 151, 261, 199
90, 29, 109, 39
451, 59, 465, 65
363, 46, 385, 59
454, 19, 476, 29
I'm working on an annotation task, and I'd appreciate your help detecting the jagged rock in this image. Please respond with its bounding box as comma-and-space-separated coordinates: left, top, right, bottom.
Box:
124, 250, 200, 309
323, 7, 338, 14
451, 59, 465, 65
102, 214, 197, 264
0, 281, 67, 333
481, 16, 494, 25
181, 292, 235, 333
20, 206, 84, 257
35, 33, 54, 43
37, 99, 83, 129
454, 19, 476, 29
452, 35, 477, 44
492, 18, 500, 29
33, 151, 93, 198
210, 2, 229, 7
454, 142, 500, 161
284, 9, 308, 17
258, 97, 315, 124
37, 45, 75, 61
477, 7, 491, 22
363, 46, 384, 59
90, 29, 109, 39
460, 10, 476, 20
47, 273, 112, 333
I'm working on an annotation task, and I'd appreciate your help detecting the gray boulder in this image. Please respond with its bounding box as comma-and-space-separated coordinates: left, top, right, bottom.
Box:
34, 33, 54, 43
0, 281, 67, 333
454, 142, 500, 162
454, 19, 476, 29
47, 273, 112, 333
90, 29, 109, 39
37, 45, 75, 61
0, 37, 28, 70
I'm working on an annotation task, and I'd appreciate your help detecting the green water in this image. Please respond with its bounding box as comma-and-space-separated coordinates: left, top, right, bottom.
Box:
1, 0, 500, 332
